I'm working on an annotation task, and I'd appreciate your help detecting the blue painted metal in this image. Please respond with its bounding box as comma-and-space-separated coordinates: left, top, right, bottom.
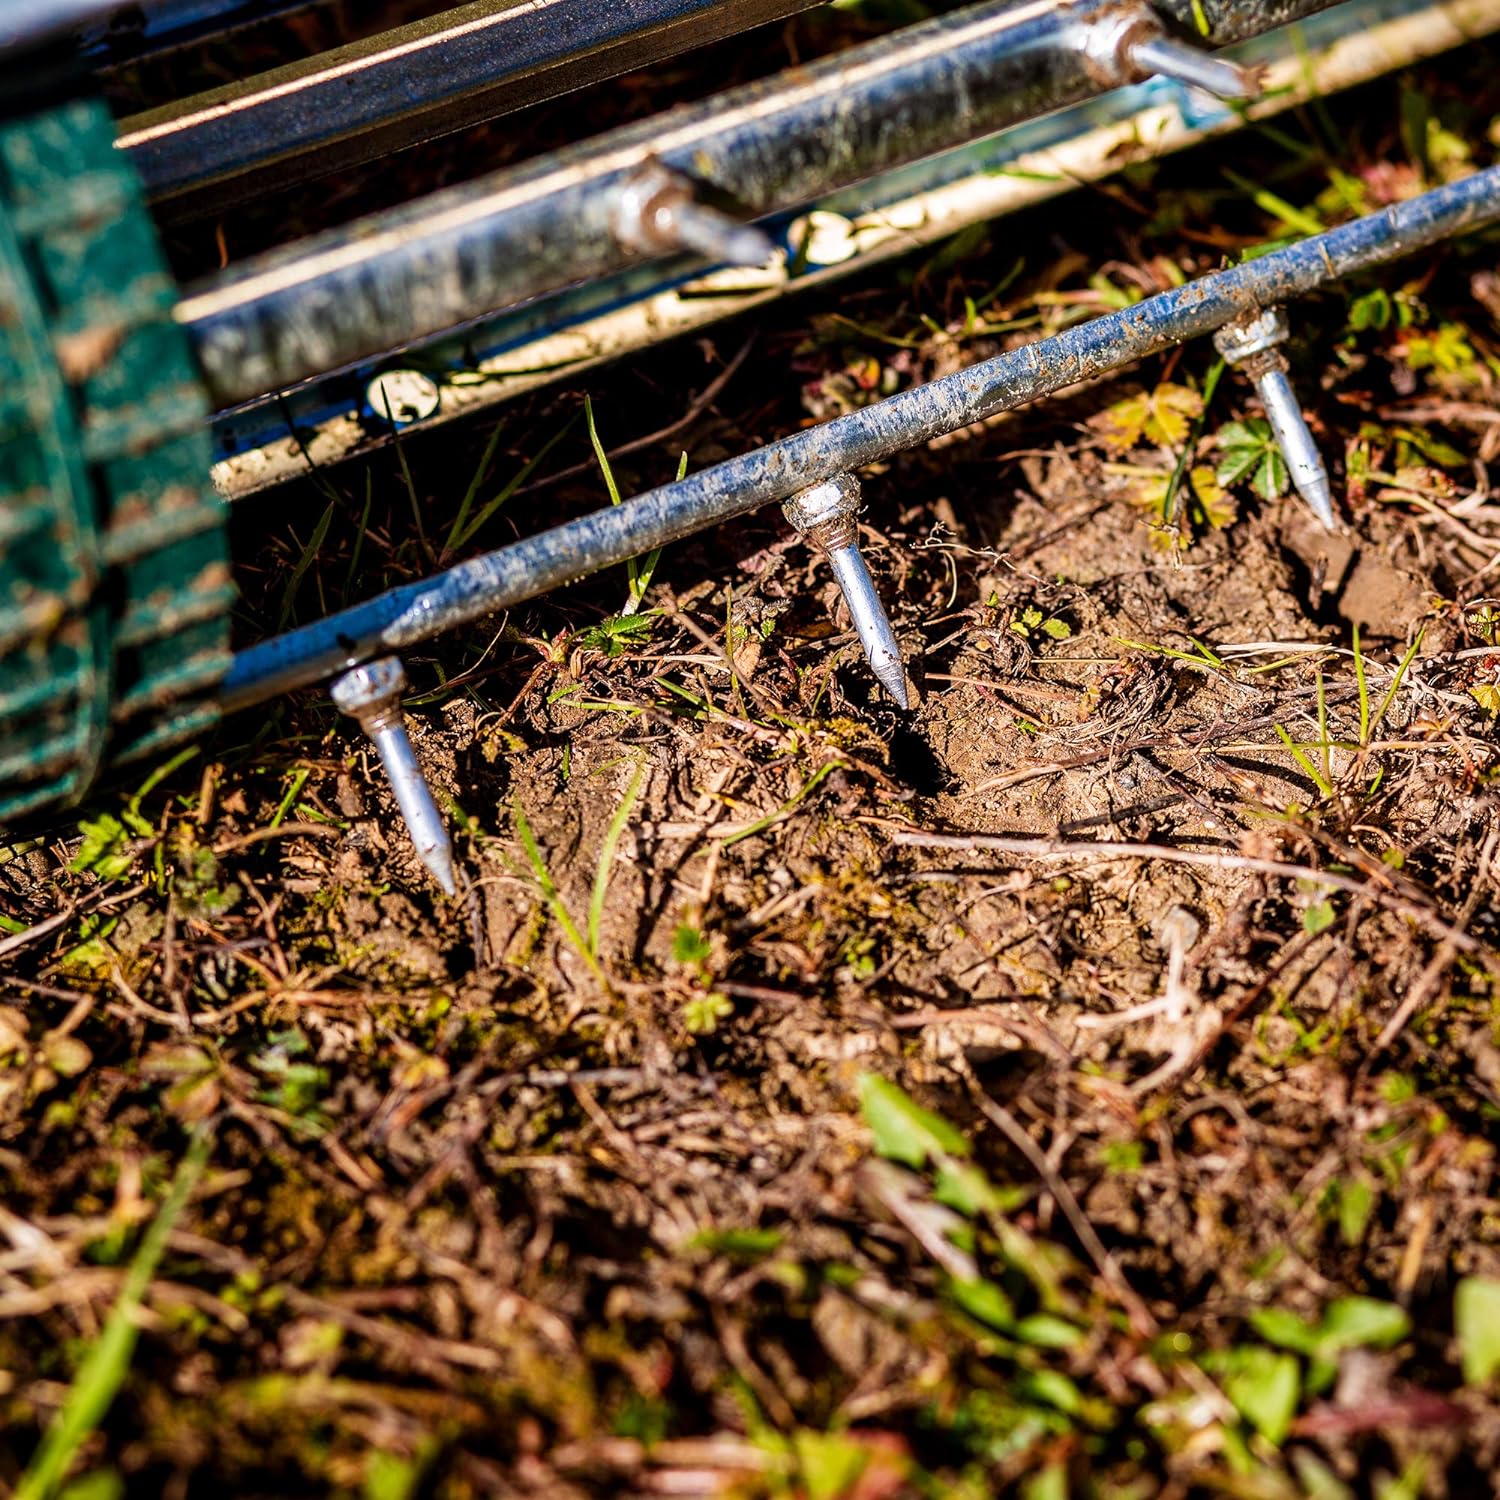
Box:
222, 167, 1500, 710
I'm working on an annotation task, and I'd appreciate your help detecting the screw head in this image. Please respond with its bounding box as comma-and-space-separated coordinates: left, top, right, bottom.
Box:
1213, 306, 1290, 363
783, 473, 861, 534
331, 656, 407, 717
615, 161, 693, 254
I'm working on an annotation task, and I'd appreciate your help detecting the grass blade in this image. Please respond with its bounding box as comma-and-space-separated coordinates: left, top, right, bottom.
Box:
1354, 623, 1370, 747
18, 1130, 212, 1500
443, 418, 507, 555
513, 798, 609, 988
624, 450, 686, 616
449, 416, 576, 553
1371, 628, 1425, 740
1274, 723, 1335, 799
587, 761, 647, 958
276, 501, 334, 629
724, 760, 844, 848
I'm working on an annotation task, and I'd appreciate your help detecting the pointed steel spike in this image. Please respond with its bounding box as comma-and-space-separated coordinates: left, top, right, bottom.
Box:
614, 160, 774, 268
1257, 367, 1338, 532
331, 657, 458, 897
1214, 306, 1339, 533
1124, 32, 1260, 101
826, 541, 910, 708
783, 474, 911, 708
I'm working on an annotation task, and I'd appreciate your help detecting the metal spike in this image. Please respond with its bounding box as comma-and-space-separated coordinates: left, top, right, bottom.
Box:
783, 475, 910, 709
1123, 31, 1260, 101
1214, 306, 1338, 532
330, 657, 457, 896
614, 161, 775, 268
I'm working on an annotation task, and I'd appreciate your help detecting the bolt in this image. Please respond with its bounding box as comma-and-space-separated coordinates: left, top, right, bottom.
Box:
614, 161, 775, 269
783, 474, 909, 708
1124, 30, 1259, 100
1214, 307, 1337, 531
1078, 9, 1260, 102
331, 657, 457, 896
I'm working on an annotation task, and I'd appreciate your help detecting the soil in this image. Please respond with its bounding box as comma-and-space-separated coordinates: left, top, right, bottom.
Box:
3, 12, 1500, 1499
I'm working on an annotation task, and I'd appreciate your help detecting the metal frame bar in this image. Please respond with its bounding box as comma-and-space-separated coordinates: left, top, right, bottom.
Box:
0, 0, 309, 58
173, 0, 1343, 410
207, 0, 1500, 498
220, 167, 1500, 709
116, 0, 828, 213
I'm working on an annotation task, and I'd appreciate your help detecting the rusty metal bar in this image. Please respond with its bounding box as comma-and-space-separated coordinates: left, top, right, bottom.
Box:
220, 167, 1500, 709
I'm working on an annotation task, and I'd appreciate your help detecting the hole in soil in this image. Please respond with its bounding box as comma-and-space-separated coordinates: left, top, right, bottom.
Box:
886, 719, 946, 797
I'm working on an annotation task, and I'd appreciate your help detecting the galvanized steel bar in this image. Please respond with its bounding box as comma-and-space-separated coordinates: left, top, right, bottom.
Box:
221, 168, 1500, 709
117, 0, 828, 212
206, 0, 1499, 497
176, 0, 1342, 410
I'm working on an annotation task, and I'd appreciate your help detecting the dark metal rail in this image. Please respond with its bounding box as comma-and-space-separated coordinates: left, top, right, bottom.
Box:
0, 0, 308, 58
220, 167, 1500, 709
175, 0, 1343, 411
117, 0, 828, 212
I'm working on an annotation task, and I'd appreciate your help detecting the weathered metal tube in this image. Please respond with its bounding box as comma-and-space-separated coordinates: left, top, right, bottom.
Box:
220, 168, 1500, 709
175, 0, 1342, 410
0, 0, 306, 59
206, 0, 1500, 497
116, 0, 828, 213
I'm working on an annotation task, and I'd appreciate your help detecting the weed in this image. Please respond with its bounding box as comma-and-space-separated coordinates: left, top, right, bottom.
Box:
17, 1130, 211, 1500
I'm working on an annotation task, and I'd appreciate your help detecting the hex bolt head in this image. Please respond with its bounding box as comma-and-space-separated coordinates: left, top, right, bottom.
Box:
783, 473, 860, 542
331, 656, 457, 896
783, 474, 909, 709
1213, 306, 1290, 365
331, 656, 407, 720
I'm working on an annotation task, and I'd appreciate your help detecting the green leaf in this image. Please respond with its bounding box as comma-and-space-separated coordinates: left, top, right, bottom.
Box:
1020, 1464, 1069, 1500
1455, 1277, 1500, 1385
1222, 1346, 1301, 1444
682, 993, 733, 1035
1016, 1368, 1086, 1417
1253, 446, 1289, 501
1252, 1296, 1409, 1365
688, 1227, 784, 1259
1337, 1177, 1376, 1245
1250, 1306, 1321, 1356
365, 1452, 422, 1500
1303, 900, 1336, 935
791, 1430, 869, 1500
933, 1159, 1003, 1217
58, 1473, 124, 1500
949, 1276, 1015, 1331
1291, 1448, 1355, 1500
1015, 1314, 1084, 1349
671, 925, 713, 966
69, 815, 135, 881
858, 1073, 968, 1167
1317, 1296, 1411, 1353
